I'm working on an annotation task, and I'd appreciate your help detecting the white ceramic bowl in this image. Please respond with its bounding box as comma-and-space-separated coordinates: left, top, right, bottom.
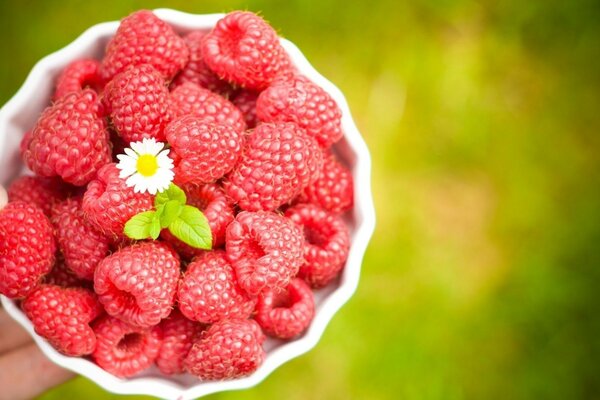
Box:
0, 8, 375, 400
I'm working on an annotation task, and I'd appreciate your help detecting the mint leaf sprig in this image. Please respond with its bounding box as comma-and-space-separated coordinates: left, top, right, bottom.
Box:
123, 183, 212, 249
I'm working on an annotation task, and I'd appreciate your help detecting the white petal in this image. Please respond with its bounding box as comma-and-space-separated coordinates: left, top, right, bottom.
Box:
159, 166, 175, 179
130, 141, 145, 155
117, 166, 137, 178
143, 175, 159, 193
135, 178, 149, 193
140, 139, 151, 154
124, 148, 139, 159
117, 158, 137, 176
126, 173, 142, 189
119, 167, 136, 179
154, 171, 172, 187
157, 152, 174, 169
164, 171, 175, 183
146, 140, 164, 156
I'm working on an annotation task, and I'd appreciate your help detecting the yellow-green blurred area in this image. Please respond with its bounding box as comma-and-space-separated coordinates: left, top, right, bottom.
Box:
1, 0, 599, 399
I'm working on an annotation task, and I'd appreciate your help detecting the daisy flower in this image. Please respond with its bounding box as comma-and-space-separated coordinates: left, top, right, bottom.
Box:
116, 138, 175, 195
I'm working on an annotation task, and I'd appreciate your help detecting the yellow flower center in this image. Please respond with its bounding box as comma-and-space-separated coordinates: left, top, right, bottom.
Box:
136, 154, 159, 177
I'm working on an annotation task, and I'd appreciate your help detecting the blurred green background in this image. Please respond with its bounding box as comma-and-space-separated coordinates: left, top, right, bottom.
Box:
2, 0, 600, 399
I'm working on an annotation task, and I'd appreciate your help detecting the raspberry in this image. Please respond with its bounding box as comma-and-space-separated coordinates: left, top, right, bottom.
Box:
7, 176, 67, 217
256, 75, 343, 148
43, 254, 85, 288
156, 309, 205, 375
23, 89, 112, 186
165, 115, 242, 185
298, 151, 354, 214
169, 82, 246, 133
51, 197, 110, 280
82, 163, 154, 238
161, 183, 234, 258
0, 202, 56, 298
172, 30, 233, 95
54, 59, 102, 100
178, 250, 256, 324
255, 278, 315, 339
19, 130, 33, 159
94, 242, 180, 328
201, 11, 290, 90
231, 89, 259, 128
224, 122, 322, 211
22, 285, 101, 356
226, 211, 304, 296
285, 204, 350, 288
184, 319, 265, 380
100, 10, 188, 81
92, 315, 163, 378
103, 64, 172, 143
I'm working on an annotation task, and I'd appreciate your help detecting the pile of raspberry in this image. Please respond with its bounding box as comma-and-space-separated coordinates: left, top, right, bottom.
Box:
0, 10, 354, 380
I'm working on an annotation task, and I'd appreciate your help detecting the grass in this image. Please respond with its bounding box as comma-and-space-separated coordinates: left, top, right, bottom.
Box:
1, 0, 599, 399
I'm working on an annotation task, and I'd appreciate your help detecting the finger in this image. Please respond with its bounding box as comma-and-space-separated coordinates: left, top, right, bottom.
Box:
0, 343, 75, 400
0, 184, 7, 209
0, 307, 32, 355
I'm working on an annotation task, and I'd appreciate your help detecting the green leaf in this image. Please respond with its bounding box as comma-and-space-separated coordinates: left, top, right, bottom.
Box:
149, 213, 161, 240
155, 203, 165, 220
123, 211, 156, 240
167, 205, 212, 250
160, 200, 183, 228
155, 183, 186, 208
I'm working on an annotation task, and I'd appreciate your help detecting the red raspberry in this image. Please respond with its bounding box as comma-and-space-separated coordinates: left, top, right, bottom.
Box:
224, 122, 322, 211
92, 315, 163, 378
156, 309, 205, 375
226, 211, 304, 296
82, 163, 154, 238
170, 82, 246, 132
172, 30, 233, 95
54, 58, 102, 100
51, 197, 110, 280
103, 64, 172, 143
256, 75, 343, 148
100, 10, 188, 81
165, 116, 242, 185
201, 11, 290, 90
43, 255, 85, 287
7, 176, 67, 217
94, 242, 180, 328
285, 204, 350, 288
22, 285, 101, 356
178, 251, 256, 324
298, 151, 354, 214
19, 130, 33, 159
184, 319, 265, 380
161, 183, 234, 258
0, 202, 55, 298
255, 278, 315, 339
232, 89, 259, 128
23, 89, 112, 186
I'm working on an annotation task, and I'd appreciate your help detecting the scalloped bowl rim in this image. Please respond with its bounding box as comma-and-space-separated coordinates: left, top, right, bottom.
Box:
0, 8, 375, 400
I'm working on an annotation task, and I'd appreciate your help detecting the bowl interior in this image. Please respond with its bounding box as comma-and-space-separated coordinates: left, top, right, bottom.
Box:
0, 9, 374, 400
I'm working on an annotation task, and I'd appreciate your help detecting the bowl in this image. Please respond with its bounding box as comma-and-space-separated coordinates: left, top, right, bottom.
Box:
0, 8, 376, 400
